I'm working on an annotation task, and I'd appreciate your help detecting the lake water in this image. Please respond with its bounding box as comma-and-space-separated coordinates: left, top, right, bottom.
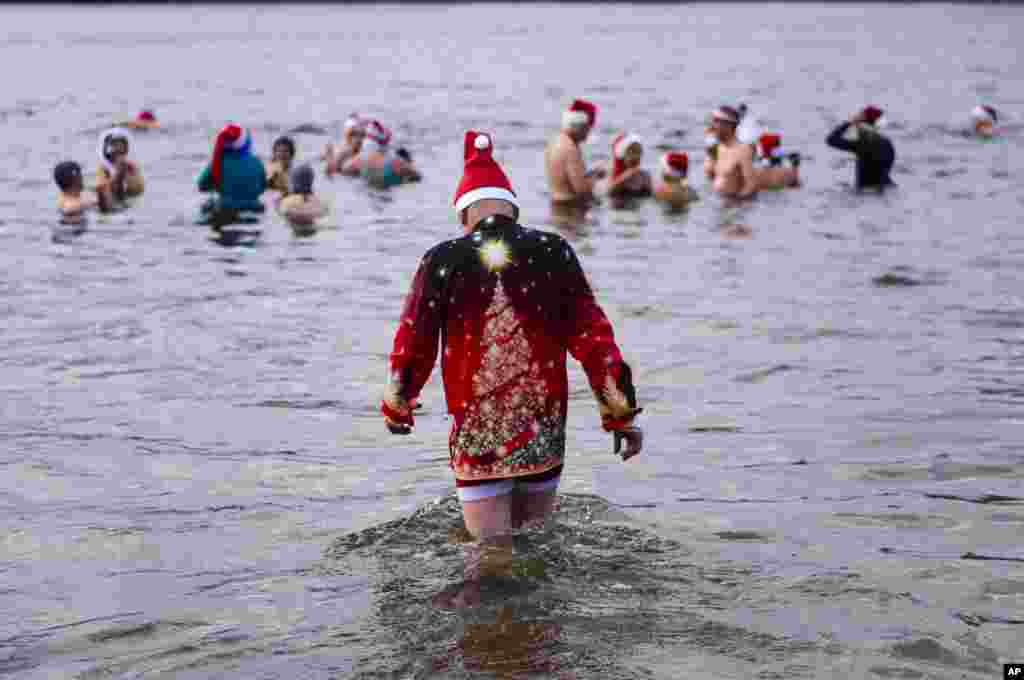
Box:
1, 3, 1023, 678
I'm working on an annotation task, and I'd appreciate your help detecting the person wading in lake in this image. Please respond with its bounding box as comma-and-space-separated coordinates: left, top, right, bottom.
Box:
196, 123, 267, 227
825, 105, 896, 191
704, 106, 759, 199
382, 130, 643, 606
545, 98, 606, 222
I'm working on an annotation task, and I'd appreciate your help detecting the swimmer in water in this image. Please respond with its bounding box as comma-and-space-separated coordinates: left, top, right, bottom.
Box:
383, 130, 642, 607
324, 113, 366, 177
54, 161, 109, 225
545, 99, 606, 207
96, 127, 145, 206
754, 133, 801, 190
605, 133, 652, 198
343, 120, 421, 187
196, 123, 267, 226
825, 106, 896, 191
971, 105, 998, 139
653, 152, 699, 210
121, 110, 159, 131
277, 163, 328, 232
704, 106, 759, 198
265, 136, 296, 195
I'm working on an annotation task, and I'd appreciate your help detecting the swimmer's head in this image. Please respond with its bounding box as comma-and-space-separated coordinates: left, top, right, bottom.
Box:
453, 131, 519, 227
612, 133, 643, 177
757, 133, 783, 165
137, 110, 156, 123
272, 136, 296, 164
344, 113, 367, 147
562, 99, 597, 141
54, 160, 83, 192
660, 152, 688, 181
971, 105, 997, 138
102, 129, 130, 160
710, 106, 740, 141
861, 106, 884, 127
289, 163, 315, 195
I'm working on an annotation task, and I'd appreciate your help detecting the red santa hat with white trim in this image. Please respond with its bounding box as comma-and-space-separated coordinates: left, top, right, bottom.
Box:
660, 151, 688, 178
453, 130, 518, 216
562, 98, 598, 129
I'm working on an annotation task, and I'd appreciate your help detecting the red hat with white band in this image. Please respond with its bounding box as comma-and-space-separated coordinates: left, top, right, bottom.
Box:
453, 130, 518, 215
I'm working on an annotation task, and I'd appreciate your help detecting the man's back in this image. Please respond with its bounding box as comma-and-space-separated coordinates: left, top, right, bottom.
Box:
545, 133, 583, 202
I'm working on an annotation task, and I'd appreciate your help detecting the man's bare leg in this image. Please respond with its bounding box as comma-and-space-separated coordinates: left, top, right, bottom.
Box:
437, 494, 516, 608
511, 488, 557, 530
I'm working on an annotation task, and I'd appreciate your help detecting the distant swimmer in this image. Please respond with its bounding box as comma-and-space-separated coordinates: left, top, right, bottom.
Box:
265, 136, 296, 195
825, 106, 895, 191
545, 98, 606, 206
343, 120, 421, 187
704, 106, 758, 198
755, 133, 801, 190
653, 152, 699, 210
605, 133, 652, 198
96, 128, 145, 205
121, 110, 159, 131
277, 163, 328, 234
382, 130, 642, 605
971, 105, 998, 139
54, 160, 110, 226
196, 123, 267, 226
324, 113, 365, 177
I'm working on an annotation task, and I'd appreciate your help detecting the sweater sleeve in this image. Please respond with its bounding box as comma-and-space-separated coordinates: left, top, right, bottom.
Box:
196, 163, 213, 193
561, 242, 640, 431
826, 122, 857, 153
381, 248, 444, 425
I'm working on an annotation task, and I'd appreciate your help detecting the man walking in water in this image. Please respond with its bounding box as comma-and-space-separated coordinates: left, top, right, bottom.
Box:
382, 130, 643, 605
544, 99, 606, 207
704, 106, 759, 199
826, 106, 896, 190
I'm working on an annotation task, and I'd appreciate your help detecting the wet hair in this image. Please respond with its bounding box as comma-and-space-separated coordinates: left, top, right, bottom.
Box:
715, 106, 741, 127
53, 160, 82, 190
273, 136, 296, 157
396, 147, 412, 162
289, 163, 314, 195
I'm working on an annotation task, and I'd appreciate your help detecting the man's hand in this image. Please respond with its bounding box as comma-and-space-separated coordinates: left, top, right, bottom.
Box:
613, 424, 643, 461
385, 417, 412, 435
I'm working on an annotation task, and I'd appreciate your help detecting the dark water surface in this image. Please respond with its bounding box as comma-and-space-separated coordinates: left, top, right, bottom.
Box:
2, 3, 1023, 678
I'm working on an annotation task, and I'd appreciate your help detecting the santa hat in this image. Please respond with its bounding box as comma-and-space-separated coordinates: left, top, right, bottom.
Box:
343, 112, 365, 131
210, 123, 252, 189
757, 133, 783, 160
562, 98, 597, 129
364, 120, 391, 151
611, 132, 643, 178
453, 130, 518, 215
137, 110, 156, 122
97, 127, 132, 174
660, 152, 688, 178
862, 106, 884, 125
971, 105, 998, 124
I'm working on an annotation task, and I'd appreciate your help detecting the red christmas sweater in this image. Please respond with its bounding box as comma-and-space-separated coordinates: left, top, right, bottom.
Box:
381, 214, 640, 483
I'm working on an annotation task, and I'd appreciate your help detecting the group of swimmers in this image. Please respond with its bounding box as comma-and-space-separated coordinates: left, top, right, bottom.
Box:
53, 100, 1003, 232
543, 98, 1002, 222
53, 110, 422, 233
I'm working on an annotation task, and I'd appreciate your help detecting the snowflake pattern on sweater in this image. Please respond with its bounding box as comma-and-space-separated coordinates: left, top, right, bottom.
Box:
382, 214, 639, 482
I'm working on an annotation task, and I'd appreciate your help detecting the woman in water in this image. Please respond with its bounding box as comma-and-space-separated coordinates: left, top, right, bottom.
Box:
196, 123, 267, 227
121, 110, 159, 131
605, 133, 652, 198
324, 113, 366, 177
653, 152, 698, 210
343, 120, 421, 187
754, 133, 801, 189
54, 160, 110, 226
96, 128, 145, 207
971, 105, 998, 139
265, 136, 296, 195
277, 163, 329, 234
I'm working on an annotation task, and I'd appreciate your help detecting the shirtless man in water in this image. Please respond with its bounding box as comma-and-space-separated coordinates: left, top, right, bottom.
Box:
544, 99, 606, 206
704, 106, 758, 199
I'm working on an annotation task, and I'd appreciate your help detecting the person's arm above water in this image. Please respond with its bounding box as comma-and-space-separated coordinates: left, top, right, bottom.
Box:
561, 242, 642, 450
605, 165, 644, 196
381, 248, 445, 434
826, 121, 858, 153
736, 145, 759, 198
196, 163, 214, 193
565, 146, 597, 196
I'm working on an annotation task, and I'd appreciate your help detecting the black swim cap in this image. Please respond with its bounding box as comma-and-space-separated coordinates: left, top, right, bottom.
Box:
53, 161, 82, 190
273, 136, 296, 157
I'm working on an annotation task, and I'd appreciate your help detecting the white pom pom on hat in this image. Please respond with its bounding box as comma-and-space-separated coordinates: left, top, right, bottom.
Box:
474, 134, 490, 150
